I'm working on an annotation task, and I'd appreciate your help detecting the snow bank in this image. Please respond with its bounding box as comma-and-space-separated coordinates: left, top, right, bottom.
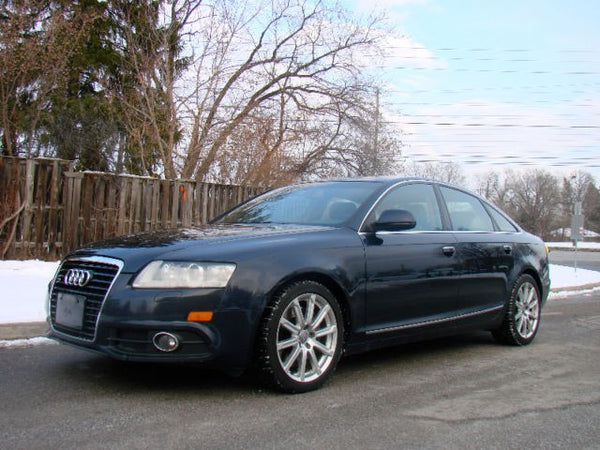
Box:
549, 264, 600, 289
0, 259, 599, 325
0, 336, 56, 349
0, 260, 58, 324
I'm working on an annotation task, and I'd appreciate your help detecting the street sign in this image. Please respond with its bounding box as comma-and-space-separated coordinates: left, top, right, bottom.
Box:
571, 214, 584, 241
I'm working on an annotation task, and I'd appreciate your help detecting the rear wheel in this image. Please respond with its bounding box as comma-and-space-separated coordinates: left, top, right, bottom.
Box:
256, 280, 343, 393
492, 274, 541, 346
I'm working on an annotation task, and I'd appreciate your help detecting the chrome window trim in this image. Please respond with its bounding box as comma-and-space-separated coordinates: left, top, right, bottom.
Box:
358, 229, 521, 237
358, 230, 452, 236
358, 180, 523, 235
450, 230, 518, 234
49, 256, 124, 343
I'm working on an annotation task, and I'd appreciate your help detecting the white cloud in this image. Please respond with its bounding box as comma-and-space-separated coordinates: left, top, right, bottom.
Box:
358, 29, 446, 75
396, 96, 600, 181
354, 0, 433, 13
381, 34, 445, 70
344, 0, 600, 181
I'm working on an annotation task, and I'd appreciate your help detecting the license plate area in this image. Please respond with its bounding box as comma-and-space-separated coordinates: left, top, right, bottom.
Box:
55, 293, 86, 330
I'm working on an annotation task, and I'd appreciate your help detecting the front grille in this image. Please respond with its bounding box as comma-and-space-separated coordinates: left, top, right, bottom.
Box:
50, 257, 122, 341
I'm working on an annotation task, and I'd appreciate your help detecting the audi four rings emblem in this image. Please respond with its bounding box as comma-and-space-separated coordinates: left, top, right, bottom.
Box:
64, 269, 93, 287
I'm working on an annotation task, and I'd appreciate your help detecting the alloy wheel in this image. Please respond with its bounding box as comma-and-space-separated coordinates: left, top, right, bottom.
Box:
275, 292, 339, 383
514, 281, 540, 339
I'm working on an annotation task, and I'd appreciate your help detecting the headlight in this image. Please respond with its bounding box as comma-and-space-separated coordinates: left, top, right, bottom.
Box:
132, 261, 236, 289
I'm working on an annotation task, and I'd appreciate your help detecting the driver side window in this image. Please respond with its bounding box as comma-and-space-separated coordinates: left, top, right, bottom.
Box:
370, 184, 443, 231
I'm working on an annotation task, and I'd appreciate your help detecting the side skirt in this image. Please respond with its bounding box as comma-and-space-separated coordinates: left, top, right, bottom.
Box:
365, 304, 504, 336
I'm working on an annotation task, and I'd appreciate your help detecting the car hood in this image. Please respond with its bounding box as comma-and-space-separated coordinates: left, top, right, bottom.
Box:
69, 223, 336, 273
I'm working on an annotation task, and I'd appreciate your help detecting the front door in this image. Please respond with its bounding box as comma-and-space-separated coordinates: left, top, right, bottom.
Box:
362, 183, 461, 333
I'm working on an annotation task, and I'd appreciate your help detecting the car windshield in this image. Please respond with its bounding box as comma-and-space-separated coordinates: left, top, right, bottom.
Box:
214, 181, 382, 226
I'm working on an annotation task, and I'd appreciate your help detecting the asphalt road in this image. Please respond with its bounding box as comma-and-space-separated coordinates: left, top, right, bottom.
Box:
549, 249, 600, 272
1, 292, 599, 450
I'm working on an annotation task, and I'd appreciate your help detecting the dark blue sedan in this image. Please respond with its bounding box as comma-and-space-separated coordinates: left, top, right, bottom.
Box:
48, 177, 550, 392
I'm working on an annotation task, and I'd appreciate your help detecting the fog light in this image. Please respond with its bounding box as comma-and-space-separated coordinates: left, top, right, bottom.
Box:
153, 332, 180, 352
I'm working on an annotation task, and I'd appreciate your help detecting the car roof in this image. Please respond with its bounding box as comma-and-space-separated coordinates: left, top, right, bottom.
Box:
319, 176, 450, 189
325, 175, 431, 184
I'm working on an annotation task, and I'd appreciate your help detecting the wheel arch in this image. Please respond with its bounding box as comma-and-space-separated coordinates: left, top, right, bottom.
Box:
266, 271, 353, 343
492, 268, 542, 346
252, 272, 351, 392
521, 268, 544, 300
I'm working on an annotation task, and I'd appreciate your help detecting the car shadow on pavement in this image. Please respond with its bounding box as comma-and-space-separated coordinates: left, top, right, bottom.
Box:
53, 350, 256, 396
336, 331, 498, 377
51, 331, 497, 395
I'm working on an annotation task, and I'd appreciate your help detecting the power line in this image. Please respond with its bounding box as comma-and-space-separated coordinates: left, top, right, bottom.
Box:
397, 122, 600, 129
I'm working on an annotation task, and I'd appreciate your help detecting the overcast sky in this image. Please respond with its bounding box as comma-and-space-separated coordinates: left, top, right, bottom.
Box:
348, 0, 600, 182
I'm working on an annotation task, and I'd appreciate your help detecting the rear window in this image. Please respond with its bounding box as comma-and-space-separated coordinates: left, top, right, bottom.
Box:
440, 187, 495, 232
486, 206, 518, 232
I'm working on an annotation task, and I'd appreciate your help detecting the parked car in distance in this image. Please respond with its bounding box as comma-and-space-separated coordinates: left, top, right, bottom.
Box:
48, 177, 550, 393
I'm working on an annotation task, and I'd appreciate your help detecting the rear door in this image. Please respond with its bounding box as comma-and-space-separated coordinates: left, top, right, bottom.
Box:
438, 186, 515, 313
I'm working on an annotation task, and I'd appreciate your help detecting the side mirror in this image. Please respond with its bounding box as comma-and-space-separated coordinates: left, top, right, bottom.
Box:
372, 209, 416, 232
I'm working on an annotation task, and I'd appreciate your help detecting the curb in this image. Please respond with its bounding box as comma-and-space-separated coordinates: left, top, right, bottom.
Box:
0, 322, 48, 341
550, 282, 600, 293
548, 246, 600, 253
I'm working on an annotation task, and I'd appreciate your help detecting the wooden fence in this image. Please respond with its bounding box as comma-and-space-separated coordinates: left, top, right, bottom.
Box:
0, 157, 263, 260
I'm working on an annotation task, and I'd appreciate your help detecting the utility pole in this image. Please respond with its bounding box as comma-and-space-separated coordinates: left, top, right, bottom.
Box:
570, 172, 585, 273
571, 201, 584, 273
372, 87, 380, 175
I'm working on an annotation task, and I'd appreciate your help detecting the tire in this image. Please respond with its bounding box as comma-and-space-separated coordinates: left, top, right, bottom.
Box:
256, 280, 344, 393
492, 274, 541, 346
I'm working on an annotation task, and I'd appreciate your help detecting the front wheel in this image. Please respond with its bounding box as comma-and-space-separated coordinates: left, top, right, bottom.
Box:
256, 280, 344, 393
492, 274, 541, 346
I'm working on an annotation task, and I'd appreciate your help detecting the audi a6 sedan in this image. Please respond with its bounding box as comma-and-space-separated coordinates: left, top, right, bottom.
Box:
48, 177, 550, 392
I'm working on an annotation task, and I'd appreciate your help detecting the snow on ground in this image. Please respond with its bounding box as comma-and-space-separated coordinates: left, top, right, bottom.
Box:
549, 264, 600, 288
547, 241, 600, 250
0, 260, 58, 324
0, 336, 57, 349
0, 258, 599, 325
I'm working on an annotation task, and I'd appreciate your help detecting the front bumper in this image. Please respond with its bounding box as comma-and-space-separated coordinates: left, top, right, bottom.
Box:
48, 311, 250, 365
48, 256, 260, 368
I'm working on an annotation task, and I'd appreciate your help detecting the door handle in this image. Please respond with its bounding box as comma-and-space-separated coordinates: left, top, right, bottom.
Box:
442, 246, 456, 257
503, 245, 512, 255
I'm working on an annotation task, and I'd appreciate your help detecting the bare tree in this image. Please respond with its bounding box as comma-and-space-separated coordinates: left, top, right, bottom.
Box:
583, 181, 600, 233
118, 0, 382, 182
561, 171, 593, 211
559, 171, 599, 236
475, 170, 513, 209
505, 169, 561, 238
211, 90, 300, 186
476, 169, 568, 238
4, 0, 390, 183
400, 161, 466, 185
